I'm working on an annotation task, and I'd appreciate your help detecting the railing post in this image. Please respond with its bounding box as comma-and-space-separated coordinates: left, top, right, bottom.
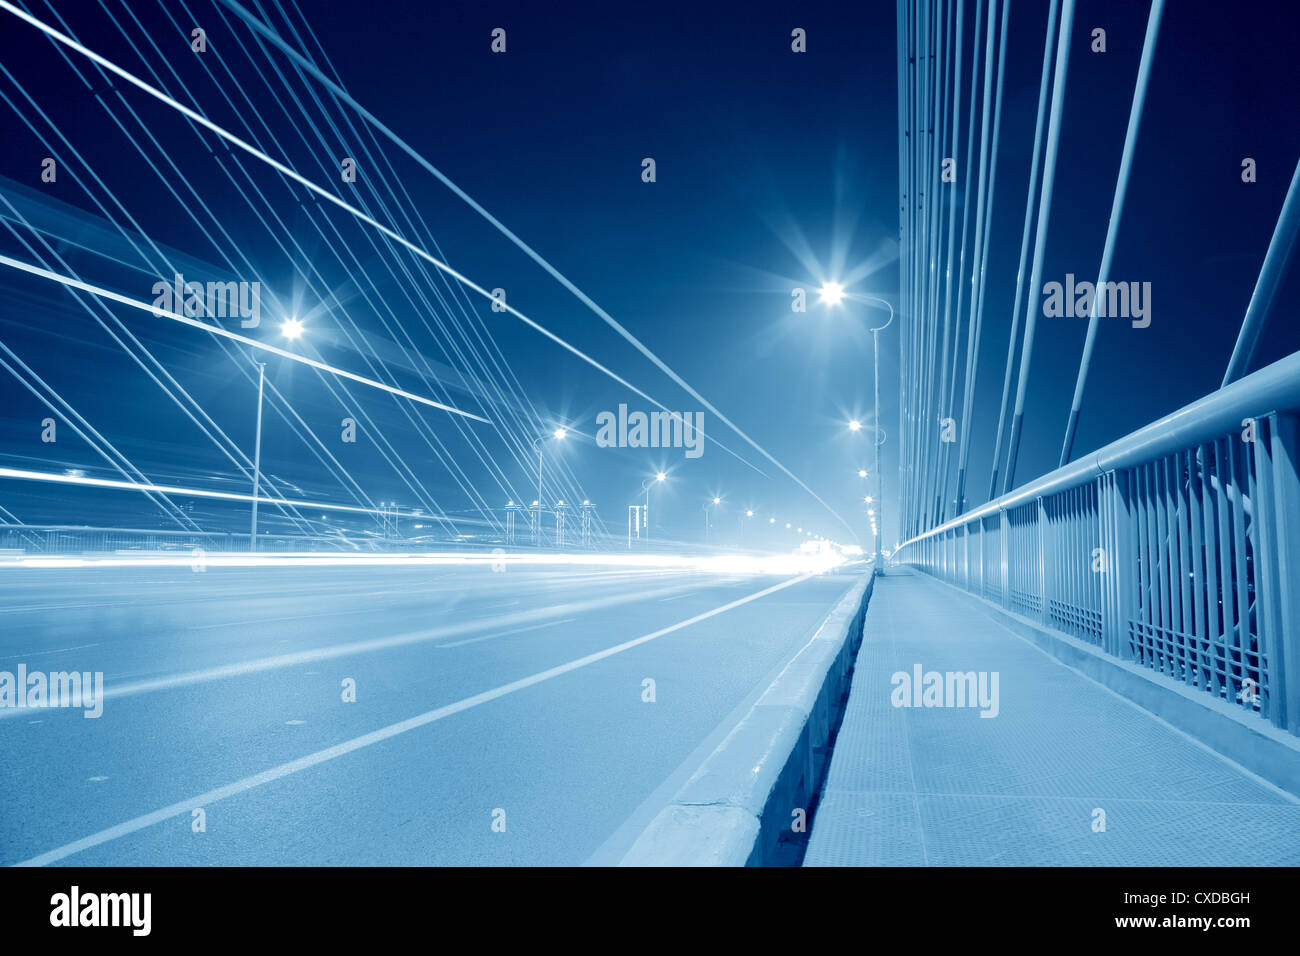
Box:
1000, 509, 1010, 608
1108, 471, 1138, 660
965, 523, 971, 590
1253, 413, 1300, 733
1037, 496, 1050, 627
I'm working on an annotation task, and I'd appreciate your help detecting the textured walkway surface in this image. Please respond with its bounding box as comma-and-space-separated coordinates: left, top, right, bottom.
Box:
804, 571, 1300, 866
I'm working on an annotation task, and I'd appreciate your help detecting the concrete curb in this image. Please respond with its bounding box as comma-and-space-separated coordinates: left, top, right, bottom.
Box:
619, 571, 874, 866
916, 570, 1300, 799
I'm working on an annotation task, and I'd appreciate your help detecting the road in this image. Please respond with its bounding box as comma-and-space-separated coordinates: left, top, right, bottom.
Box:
0, 558, 863, 865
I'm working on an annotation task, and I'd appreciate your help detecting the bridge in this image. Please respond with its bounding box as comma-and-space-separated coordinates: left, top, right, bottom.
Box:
804, 0, 1300, 867
0, 0, 1297, 874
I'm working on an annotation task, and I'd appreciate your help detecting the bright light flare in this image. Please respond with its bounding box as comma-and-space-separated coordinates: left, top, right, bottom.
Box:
281, 317, 305, 339
848, 420, 862, 432
818, 281, 845, 306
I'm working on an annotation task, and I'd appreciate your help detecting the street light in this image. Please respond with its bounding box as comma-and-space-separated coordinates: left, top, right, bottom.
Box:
739, 507, 753, 544
640, 472, 666, 541
848, 419, 862, 432
818, 281, 845, 306
705, 496, 721, 542
251, 320, 308, 551
819, 281, 893, 572
532, 427, 568, 545
858, 468, 868, 478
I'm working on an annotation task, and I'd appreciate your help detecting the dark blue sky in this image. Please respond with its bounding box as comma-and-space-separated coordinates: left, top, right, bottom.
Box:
0, 0, 1296, 548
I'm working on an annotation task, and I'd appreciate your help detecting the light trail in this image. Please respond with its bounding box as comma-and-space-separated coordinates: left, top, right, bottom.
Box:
215, 0, 854, 536
0, 546, 852, 577
0, 464, 428, 519
0, 0, 777, 483
0, 254, 488, 423
13, 572, 817, 866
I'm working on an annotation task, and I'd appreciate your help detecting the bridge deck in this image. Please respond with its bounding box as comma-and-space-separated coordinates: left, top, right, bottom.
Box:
804, 570, 1300, 866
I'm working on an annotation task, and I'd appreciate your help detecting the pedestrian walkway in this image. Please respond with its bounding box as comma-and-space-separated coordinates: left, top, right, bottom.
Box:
804, 570, 1300, 866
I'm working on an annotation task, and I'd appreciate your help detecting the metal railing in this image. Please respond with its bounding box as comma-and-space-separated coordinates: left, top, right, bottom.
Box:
894, 350, 1300, 736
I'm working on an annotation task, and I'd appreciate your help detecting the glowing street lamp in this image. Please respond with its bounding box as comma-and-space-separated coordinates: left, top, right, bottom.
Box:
816, 278, 893, 571
705, 496, 722, 542
739, 507, 754, 544
818, 281, 845, 306
848, 419, 862, 432
251, 318, 308, 551
532, 427, 568, 545
641, 472, 667, 540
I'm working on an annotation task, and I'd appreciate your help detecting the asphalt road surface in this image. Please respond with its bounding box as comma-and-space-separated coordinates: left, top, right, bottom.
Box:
0, 560, 863, 865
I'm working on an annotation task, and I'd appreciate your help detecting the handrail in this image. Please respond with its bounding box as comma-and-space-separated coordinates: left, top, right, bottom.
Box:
896, 347, 1300, 555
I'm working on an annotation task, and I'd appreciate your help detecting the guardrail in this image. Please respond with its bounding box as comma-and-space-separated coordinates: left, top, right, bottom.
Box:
894, 350, 1300, 737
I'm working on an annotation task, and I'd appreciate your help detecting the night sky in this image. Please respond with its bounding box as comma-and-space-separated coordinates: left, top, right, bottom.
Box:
0, 0, 1296, 548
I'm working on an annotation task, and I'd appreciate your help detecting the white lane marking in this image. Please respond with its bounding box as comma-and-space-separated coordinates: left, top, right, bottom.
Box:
190, 607, 375, 630
188, 589, 477, 630
87, 777, 108, 782
0, 581, 703, 720
0, 643, 99, 661
438, 618, 576, 649
15, 574, 812, 866
285, 720, 306, 726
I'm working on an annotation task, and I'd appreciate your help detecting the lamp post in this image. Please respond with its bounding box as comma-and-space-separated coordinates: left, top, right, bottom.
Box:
250, 318, 305, 552
531, 427, 567, 545
820, 283, 893, 572
640, 472, 666, 541
851, 419, 888, 570
250, 357, 266, 552
705, 496, 720, 542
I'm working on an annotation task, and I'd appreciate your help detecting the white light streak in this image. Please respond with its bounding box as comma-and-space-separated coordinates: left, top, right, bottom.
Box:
0, 255, 488, 422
